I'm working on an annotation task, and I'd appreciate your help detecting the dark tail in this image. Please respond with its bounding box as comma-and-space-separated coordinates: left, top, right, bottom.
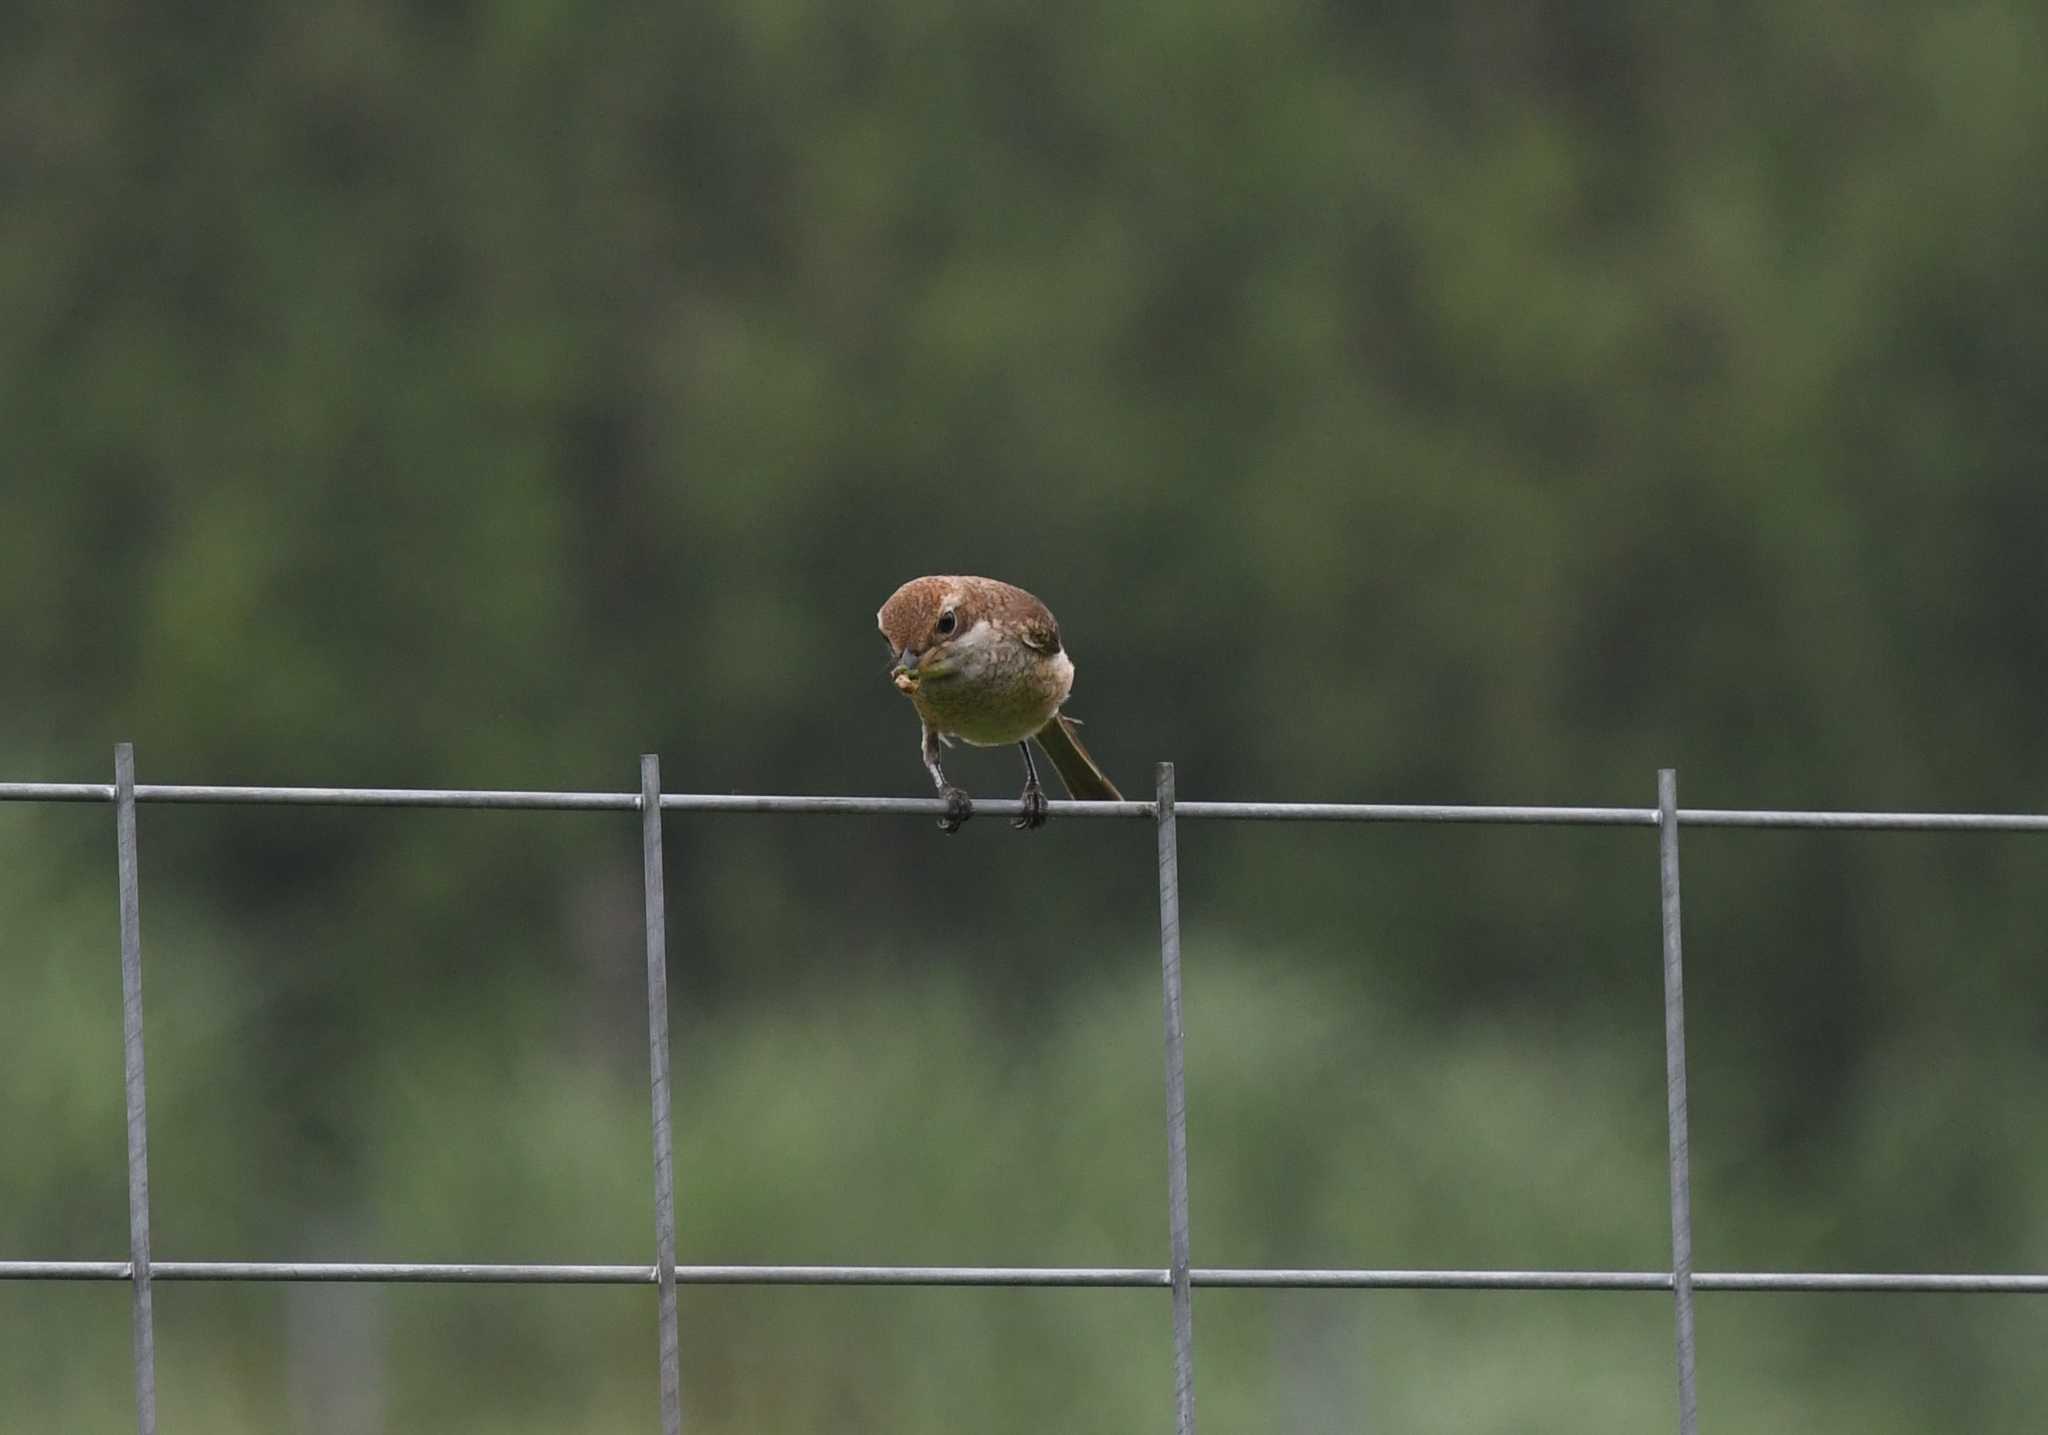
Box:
1033, 713, 1122, 801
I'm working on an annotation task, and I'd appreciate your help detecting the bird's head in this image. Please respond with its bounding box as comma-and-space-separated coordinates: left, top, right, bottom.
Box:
877, 576, 975, 691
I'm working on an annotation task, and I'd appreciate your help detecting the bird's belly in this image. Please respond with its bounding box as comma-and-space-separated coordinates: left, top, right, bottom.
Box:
913, 673, 1063, 747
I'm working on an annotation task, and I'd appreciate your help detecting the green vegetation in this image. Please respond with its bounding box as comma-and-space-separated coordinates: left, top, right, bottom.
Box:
5, 1, 2047, 1428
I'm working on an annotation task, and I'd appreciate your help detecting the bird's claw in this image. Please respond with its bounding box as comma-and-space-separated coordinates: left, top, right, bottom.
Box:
1012, 779, 1049, 831
938, 785, 973, 834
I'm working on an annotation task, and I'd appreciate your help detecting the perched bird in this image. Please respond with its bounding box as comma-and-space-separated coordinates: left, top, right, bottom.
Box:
877, 575, 1121, 832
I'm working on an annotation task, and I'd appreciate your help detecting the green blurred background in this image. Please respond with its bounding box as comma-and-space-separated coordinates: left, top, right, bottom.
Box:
5, 1, 2048, 1430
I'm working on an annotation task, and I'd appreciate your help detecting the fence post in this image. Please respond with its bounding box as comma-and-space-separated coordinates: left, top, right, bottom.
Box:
1155, 763, 1197, 1435
641, 755, 683, 1434
114, 744, 158, 1435
1658, 769, 1699, 1434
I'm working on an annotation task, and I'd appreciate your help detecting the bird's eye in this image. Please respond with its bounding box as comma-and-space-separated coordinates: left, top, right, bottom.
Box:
936, 610, 957, 636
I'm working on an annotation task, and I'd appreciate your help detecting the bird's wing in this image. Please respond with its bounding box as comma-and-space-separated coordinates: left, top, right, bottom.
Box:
1015, 611, 1062, 655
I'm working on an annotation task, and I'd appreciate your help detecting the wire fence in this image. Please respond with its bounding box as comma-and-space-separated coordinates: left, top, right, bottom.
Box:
7, 746, 2048, 1435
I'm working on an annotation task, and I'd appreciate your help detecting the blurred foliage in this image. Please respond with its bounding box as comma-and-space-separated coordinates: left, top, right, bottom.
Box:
4, 0, 2048, 1429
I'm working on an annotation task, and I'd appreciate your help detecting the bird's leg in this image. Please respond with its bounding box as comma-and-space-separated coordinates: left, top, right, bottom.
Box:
923, 721, 972, 833
1013, 740, 1048, 831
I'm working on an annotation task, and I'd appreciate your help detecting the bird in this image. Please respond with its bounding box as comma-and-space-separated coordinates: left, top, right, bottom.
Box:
877, 575, 1121, 832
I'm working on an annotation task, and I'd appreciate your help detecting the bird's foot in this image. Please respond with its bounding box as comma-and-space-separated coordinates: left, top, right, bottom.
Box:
1012, 778, 1049, 831
938, 785, 974, 834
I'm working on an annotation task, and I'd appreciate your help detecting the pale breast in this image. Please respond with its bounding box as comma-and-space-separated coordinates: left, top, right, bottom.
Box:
912, 621, 1074, 746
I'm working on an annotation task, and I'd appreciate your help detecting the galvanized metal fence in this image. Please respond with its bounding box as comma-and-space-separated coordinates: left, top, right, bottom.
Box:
8, 745, 2048, 1435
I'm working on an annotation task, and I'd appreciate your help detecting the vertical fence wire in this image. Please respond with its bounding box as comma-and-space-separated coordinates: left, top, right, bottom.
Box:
1154, 763, 1197, 1435
641, 756, 684, 1434
1658, 769, 1700, 1434
114, 744, 158, 1435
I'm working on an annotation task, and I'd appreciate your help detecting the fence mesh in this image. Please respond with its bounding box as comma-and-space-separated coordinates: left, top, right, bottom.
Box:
10, 746, 2048, 1434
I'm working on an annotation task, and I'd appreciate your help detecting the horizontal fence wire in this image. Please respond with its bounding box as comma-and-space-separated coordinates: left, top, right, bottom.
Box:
10, 781, 2048, 829
4, 1262, 2046, 1292
10, 761, 2048, 1435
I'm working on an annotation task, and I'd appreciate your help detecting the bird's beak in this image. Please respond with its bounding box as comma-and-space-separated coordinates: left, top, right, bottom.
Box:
890, 646, 921, 695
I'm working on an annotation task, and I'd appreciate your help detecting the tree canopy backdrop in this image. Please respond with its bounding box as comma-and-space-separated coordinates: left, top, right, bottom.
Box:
4, 3, 2046, 1430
